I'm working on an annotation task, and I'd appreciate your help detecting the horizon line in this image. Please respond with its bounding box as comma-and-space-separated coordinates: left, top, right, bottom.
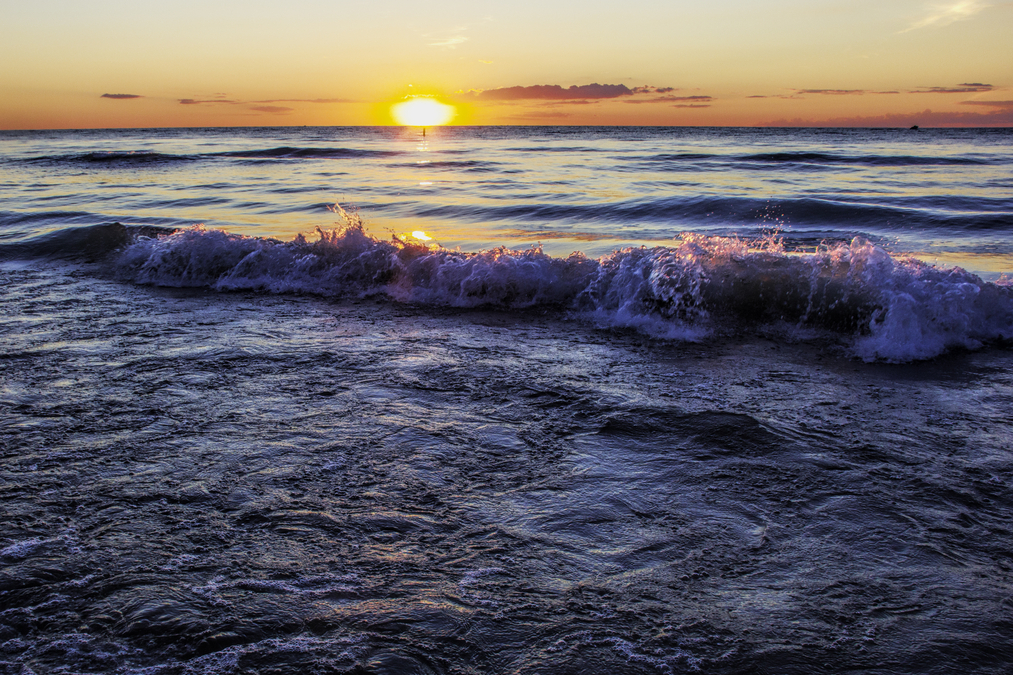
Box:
3, 123, 1012, 132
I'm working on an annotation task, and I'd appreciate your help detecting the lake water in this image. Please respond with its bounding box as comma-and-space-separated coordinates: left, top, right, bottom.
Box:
2, 126, 1012, 674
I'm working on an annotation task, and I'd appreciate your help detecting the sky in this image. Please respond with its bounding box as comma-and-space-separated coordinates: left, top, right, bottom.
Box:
1, 0, 1011, 128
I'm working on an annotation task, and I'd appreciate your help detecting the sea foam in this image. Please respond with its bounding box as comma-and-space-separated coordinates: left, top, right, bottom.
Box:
111, 216, 1013, 363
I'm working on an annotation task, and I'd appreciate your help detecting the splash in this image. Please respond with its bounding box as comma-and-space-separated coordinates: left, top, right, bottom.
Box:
108, 211, 1013, 362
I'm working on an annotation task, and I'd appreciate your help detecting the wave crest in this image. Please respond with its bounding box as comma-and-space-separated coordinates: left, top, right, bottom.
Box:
112, 214, 1013, 362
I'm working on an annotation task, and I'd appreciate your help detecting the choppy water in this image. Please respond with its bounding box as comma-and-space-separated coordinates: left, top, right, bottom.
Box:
3, 127, 1013, 261
1, 127, 1013, 674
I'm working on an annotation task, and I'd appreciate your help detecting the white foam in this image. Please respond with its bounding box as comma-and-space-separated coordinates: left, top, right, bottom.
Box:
0, 537, 47, 560
113, 219, 1013, 363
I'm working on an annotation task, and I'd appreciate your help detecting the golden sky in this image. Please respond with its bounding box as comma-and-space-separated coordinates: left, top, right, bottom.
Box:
1, 0, 1011, 129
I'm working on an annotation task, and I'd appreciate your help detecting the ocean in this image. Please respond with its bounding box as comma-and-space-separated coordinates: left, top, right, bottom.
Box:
1, 126, 1012, 674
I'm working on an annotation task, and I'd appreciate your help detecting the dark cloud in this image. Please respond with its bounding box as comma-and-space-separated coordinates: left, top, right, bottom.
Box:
253, 98, 354, 104
911, 83, 994, 94
179, 96, 349, 112
752, 90, 897, 99
625, 94, 713, 105
630, 86, 676, 95
476, 83, 634, 101
101, 93, 141, 99
673, 104, 711, 109
462, 83, 684, 105
797, 89, 866, 95
178, 98, 239, 105
748, 94, 800, 100
796, 86, 995, 96
542, 99, 598, 106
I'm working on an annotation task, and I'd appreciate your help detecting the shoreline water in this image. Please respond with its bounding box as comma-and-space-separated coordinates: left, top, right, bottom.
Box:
2, 263, 1012, 673
2, 126, 1012, 673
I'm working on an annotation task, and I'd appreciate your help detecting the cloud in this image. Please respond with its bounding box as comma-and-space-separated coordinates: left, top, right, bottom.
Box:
631, 86, 676, 95
179, 98, 238, 105
101, 93, 141, 99
751, 86, 983, 100
541, 99, 598, 106
253, 98, 354, 104
461, 83, 689, 109
961, 100, 1013, 108
429, 35, 468, 48
625, 94, 713, 105
177, 95, 351, 114
475, 83, 635, 101
911, 83, 994, 93
747, 93, 801, 100
791, 89, 900, 96
902, 1, 990, 32
673, 104, 712, 109
797, 89, 867, 95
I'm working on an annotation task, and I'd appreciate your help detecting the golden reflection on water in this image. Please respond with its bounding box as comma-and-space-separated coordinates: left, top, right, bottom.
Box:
900, 251, 1013, 279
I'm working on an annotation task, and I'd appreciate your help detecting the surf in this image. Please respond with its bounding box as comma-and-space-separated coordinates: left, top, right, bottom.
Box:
72, 211, 1008, 363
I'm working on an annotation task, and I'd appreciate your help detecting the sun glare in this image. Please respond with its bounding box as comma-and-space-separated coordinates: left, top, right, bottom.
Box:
391, 97, 456, 126
411, 231, 432, 241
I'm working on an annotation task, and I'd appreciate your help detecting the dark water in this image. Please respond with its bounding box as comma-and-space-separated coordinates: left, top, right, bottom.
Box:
1, 127, 1013, 673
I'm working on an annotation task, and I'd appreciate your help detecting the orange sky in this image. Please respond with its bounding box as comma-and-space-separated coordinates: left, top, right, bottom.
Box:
1, 0, 1011, 129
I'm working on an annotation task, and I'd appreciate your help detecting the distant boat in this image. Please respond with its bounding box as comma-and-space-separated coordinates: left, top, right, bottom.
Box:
910, 125, 919, 130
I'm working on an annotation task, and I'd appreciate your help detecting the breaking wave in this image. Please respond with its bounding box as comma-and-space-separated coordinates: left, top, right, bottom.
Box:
81, 211, 1010, 363
5, 213, 1010, 362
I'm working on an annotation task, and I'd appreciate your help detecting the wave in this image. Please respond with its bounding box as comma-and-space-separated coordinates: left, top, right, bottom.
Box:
88, 214, 1011, 363
0, 223, 176, 261
214, 147, 401, 159
0, 210, 101, 228
409, 196, 1010, 231
24, 151, 195, 165
505, 146, 604, 153
19, 147, 401, 165
741, 152, 992, 166
388, 160, 505, 172
629, 151, 994, 168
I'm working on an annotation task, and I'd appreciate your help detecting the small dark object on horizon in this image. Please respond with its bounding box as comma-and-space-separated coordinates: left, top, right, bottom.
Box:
910, 125, 919, 130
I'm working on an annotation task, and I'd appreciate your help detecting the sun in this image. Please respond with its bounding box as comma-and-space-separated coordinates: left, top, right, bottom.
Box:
391, 97, 456, 126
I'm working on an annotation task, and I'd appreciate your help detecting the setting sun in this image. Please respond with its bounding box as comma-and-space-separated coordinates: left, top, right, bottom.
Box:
391, 97, 455, 127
